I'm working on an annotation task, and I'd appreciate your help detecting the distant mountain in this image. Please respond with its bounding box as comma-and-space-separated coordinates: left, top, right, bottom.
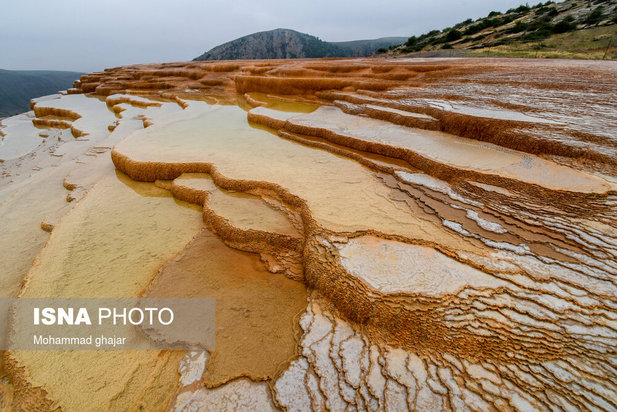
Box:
193, 28, 406, 61
0, 69, 82, 117
331, 37, 410, 57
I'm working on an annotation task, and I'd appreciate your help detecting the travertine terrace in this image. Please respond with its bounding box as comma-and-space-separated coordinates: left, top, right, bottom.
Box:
1, 57, 617, 411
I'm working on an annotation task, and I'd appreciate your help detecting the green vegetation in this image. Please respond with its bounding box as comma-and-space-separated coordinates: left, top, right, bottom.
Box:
553, 16, 577, 33
507, 20, 529, 33
467, 25, 617, 59
382, 0, 617, 59
465, 16, 515, 36
586, 6, 604, 25
0, 70, 82, 117
508, 4, 531, 14
446, 29, 463, 42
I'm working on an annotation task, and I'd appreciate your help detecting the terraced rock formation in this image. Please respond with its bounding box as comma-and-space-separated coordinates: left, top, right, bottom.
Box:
1, 57, 616, 411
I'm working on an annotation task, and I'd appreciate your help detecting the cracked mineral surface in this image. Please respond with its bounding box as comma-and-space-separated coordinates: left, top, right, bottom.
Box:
1, 57, 616, 411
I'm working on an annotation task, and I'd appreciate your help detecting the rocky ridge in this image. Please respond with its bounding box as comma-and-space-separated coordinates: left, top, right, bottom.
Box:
194, 28, 406, 60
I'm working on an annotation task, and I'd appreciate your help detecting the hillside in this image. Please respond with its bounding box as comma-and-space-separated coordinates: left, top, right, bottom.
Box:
383, 0, 617, 59
193, 28, 406, 61
0, 69, 82, 117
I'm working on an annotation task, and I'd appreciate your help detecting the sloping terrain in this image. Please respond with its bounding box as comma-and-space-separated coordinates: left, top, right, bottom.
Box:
194, 28, 406, 60
0, 69, 82, 117
0, 57, 616, 410
384, 0, 617, 58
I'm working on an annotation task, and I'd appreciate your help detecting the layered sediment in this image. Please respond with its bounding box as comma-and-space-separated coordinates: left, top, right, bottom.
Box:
1, 57, 616, 411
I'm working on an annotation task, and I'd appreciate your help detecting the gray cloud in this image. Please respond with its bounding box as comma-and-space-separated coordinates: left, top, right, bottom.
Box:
1, 0, 529, 72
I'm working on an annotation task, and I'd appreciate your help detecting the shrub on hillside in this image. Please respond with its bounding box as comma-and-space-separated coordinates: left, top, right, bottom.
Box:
553, 16, 577, 33
527, 15, 553, 31
585, 6, 604, 25
423, 30, 440, 39
464, 17, 508, 36
446, 29, 463, 42
537, 6, 559, 17
455, 18, 473, 29
430, 35, 448, 45
522, 27, 553, 41
493, 39, 511, 46
508, 4, 531, 14
465, 23, 483, 35
501, 15, 517, 25
507, 21, 529, 33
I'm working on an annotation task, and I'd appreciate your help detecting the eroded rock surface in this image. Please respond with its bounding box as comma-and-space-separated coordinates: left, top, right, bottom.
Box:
1, 57, 616, 411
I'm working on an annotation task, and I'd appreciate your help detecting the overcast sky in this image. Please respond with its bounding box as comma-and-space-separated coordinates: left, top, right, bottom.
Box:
2, 0, 529, 73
